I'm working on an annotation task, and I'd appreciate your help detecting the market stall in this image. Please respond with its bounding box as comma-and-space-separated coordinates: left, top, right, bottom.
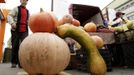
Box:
68, 4, 114, 72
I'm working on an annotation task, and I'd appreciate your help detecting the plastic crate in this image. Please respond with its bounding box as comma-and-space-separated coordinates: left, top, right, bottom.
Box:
75, 47, 113, 72
121, 41, 134, 67
107, 44, 125, 67
114, 29, 134, 43
2, 48, 11, 63
99, 48, 112, 72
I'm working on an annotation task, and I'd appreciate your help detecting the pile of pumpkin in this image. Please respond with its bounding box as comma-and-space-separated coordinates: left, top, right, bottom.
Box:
19, 10, 106, 75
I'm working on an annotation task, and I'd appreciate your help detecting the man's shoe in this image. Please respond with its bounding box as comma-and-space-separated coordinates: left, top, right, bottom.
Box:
11, 64, 16, 68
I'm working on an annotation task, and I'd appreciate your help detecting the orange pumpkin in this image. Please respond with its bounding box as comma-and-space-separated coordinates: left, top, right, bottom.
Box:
72, 19, 80, 26
29, 11, 58, 33
61, 14, 73, 24
84, 22, 97, 32
91, 35, 104, 49
19, 33, 70, 75
0, 0, 5, 3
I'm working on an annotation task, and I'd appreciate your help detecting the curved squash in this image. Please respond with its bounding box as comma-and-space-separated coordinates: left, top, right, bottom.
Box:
56, 24, 106, 75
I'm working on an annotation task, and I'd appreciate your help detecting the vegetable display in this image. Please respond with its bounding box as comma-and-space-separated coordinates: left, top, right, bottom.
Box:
56, 24, 106, 75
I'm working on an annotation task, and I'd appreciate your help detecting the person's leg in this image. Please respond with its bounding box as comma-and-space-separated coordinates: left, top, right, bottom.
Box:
11, 30, 16, 68
11, 31, 20, 68
20, 32, 28, 41
18, 32, 28, 68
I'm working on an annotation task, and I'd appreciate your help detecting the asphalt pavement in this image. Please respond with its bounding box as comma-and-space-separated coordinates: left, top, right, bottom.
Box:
0, 63, 134, 75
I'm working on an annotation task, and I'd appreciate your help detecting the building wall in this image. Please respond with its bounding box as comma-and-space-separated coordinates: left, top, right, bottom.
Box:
116, 0, 134, 20
106, 0, 128, 9
102, 0, 134, 21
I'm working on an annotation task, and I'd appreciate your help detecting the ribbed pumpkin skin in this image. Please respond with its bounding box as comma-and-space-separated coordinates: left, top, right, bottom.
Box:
19, 33, 70, 75
29, 12, 58, 33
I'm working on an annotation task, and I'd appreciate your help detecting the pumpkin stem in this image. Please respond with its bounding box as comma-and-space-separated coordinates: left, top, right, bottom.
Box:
40, 8, 44, 12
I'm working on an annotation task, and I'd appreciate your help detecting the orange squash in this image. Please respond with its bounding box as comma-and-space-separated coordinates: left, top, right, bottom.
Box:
19, 33, 70, 75
84, 22, 97, 32
58, 14, 73, 25
91, 35, 104, 49
0, 0, 5, 3
56, 24, 106, 75
72, 19, 80, 26
28, 11, 58, 33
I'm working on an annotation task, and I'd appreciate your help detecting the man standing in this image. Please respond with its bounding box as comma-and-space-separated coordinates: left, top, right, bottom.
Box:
7, 0, 29, 68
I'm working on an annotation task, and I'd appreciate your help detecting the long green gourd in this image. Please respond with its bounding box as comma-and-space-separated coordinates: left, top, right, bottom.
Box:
56, 24, 106, 75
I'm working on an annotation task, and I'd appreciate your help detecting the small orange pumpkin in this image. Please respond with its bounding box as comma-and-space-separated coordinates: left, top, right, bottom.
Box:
84, 22, 97, 32
29, 11, 58, 33
91, 35, 104, 49
72, 19, 80, 26
0, 0, 5, 3
58, 14, 73, 25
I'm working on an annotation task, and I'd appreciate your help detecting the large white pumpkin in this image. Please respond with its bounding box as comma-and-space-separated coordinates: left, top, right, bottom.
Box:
19, 33, 70, 75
